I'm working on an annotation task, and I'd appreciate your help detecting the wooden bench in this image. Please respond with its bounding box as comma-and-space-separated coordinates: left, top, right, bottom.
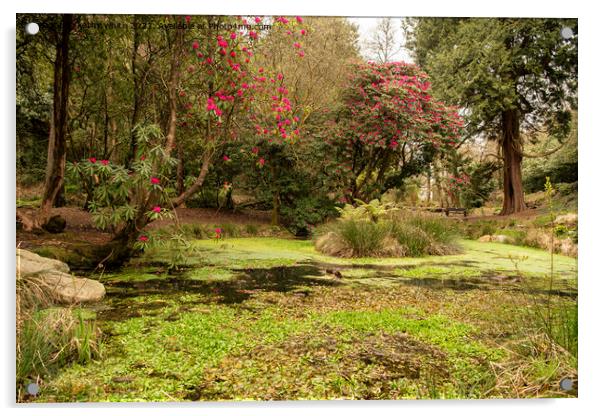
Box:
445, 207, 467, 217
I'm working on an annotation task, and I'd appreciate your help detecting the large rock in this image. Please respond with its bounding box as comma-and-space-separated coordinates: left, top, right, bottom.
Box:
477, 234, 514, 244
17, 249, 105, 303
554, 213, 578, 227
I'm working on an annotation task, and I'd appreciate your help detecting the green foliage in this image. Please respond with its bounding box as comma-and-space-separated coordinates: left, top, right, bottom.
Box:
280, 195, 339, 236
317, 207, 458, 258
390, 214, 459, 257
458, 161, 499, 209
337, 219, 391, 257
408, 18, 577, 141
68, 123, 176, 233
244, 224, 259, 236
523, 117, 578, 193
17, 308, 102, 387
336, 199, 399, 223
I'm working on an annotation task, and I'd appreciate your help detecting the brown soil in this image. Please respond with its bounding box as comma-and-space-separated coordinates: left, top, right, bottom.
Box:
16, 206, 273, 250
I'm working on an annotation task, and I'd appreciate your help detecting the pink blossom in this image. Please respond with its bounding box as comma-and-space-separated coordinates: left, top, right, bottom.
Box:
152, 206, 161, 213
230, 32, 237, 40
88, 157, 96, 163
138, 235, 149, 242
296, 16, 303, 23
101, 160, 109, 166
298, 51, 305, 58
258, 158, 265, 167
223, 155, 231, 161
192, 41, 199, 50
206, 98, 217, 111
151, 177, 160, 185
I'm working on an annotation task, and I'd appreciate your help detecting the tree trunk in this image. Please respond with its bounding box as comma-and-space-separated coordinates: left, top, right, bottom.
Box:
172, 148, 213, 207
176, 140, 185, 196
23, 14, 72, 231
426, 164, 432, 204
85, 20, 185, 267
499, 109, 527, 215
271, 192, 280, 226
126, 16, 141, 168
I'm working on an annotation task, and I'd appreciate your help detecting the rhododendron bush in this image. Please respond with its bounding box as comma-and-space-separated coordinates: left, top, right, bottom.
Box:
333, 62, 463, 201
60, 15, 309, 266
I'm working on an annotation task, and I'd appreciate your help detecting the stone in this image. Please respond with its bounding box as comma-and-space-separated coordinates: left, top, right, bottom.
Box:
478, 234, 514, 244
491, 234, 514, 244
559, 238, 578, 257
554, 213, 578, 227
17, 248, 105, 304
39, 271, 106, 303
17, 248, 70, 275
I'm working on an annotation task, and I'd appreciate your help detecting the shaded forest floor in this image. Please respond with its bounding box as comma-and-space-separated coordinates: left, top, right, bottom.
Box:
16, 206, 278, 252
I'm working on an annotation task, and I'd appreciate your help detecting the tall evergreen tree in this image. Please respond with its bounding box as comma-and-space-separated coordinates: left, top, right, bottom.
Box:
407, 18, 577, 214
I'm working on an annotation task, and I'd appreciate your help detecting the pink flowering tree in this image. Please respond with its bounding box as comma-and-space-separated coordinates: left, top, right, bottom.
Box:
332, 62, 463, 201
67, 15, 307, 267
176, 16, 307, 226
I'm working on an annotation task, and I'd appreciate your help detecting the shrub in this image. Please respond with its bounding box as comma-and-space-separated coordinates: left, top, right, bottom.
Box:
337, 219, 392, 257
280, 195, 339, 237
390, 214, 460, 256
244, 223, 259, 236
458, 220, 499, 239
315, 210, 458, 258
17, 273, 103, 397
17, 308, 102, 389
389, 223, 431, 257
219, 222, 240, 237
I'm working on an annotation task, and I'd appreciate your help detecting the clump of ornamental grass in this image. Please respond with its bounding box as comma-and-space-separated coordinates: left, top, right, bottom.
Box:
315, 202, 460, 258
16, 271, 103, 401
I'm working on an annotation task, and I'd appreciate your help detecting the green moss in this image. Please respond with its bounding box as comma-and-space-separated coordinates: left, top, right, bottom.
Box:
394, 265, 482, 279
31, 246, 96, 270
31, 237, 576, 402
183, 267, 235, 281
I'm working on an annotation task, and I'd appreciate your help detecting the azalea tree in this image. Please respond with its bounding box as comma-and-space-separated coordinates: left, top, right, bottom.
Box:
239, 17, 358, 227
333, 61, 463, 202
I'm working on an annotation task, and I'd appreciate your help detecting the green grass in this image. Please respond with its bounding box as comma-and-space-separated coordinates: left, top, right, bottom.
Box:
17, 308, 102, 392
29, 237, 577, 402
183, 238, 577, 277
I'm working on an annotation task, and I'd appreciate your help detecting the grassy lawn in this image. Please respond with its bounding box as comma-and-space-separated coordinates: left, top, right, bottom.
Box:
33, 237, 577, 402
